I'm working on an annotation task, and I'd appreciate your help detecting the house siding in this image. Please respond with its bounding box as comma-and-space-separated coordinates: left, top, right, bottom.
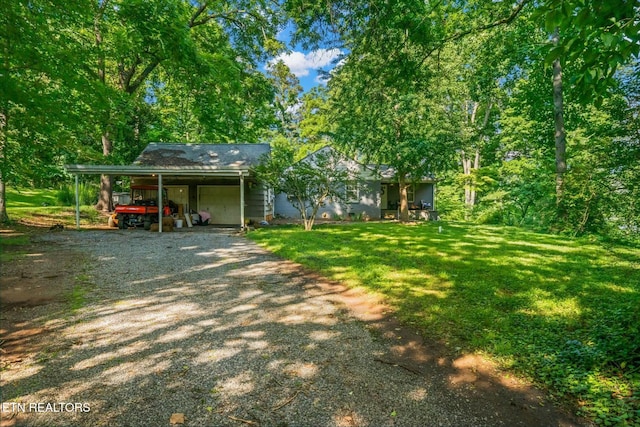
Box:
274, 180, 382, 220
245, 182, 269, 223
341, 180, 381, 219
274, 193, 300, 219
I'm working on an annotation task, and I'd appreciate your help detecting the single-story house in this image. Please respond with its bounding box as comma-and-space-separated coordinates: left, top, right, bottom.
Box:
274, 146, 436, 221
64, 143, 436, 230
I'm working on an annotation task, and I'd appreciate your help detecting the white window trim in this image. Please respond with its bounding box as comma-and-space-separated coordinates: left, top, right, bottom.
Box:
346, 181, 360, 203
406, 185, 415, 203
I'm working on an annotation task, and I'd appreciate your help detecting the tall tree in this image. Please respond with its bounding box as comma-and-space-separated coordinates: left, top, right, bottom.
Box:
288, 0, 640, 229
298, 86, 335, 157
265, 60, 303, 136
327, 50, 457, 221
0, 0, 94, 222
551, 30, 567, 218
539, 0, 639, 217
89, 0, 286, 211
286, 0, 528, 222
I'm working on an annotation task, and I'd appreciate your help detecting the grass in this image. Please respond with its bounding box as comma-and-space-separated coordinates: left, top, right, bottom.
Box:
5, 187, 61, 207
1, 187, 106, 264
3, 187, 106, 228
67, 275, 94, 313
249, 222, 640, 426
0, 234, 30, 263
6, 205, 104, 227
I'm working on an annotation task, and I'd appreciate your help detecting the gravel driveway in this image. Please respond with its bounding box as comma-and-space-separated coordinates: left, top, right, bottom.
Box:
1, 228, 588, 427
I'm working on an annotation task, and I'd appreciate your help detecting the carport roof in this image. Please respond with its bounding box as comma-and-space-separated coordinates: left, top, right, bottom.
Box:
64, 143, 271, 177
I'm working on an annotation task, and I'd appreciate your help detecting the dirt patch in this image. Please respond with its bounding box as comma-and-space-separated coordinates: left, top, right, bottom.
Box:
0, 227, 81, 368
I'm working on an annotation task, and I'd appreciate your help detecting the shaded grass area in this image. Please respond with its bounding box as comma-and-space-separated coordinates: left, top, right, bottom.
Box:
6, 206, 104, 227
3, 188, 106, 228
249, 222, 640, 426
6, 185, 98, 208
0, 234, 31, 263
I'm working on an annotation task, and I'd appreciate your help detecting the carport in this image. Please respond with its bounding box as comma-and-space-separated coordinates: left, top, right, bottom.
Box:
63, 164, 250, 232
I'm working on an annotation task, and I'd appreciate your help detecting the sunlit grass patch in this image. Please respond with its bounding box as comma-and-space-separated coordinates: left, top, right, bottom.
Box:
3, 187, 105, 228
249, 221, 640, 425
5, 187, 60, 207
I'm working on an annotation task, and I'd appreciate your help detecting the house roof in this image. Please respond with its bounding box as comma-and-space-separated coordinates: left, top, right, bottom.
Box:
377, 165, 435, 182
297, 146, 435, 182
65, 143, 271, 177
134, 143, 270, 168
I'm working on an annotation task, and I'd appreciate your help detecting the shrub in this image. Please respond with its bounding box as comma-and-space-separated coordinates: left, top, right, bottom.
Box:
57, 183, 98, 206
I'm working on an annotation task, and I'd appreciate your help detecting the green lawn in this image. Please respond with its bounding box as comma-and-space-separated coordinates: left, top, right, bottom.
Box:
249, 222, 640, 426
5, 187, 61, 207
3, 187, 105, 227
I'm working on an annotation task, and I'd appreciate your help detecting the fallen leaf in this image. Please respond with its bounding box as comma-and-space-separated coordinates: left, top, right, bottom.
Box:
170, 413, 185, 424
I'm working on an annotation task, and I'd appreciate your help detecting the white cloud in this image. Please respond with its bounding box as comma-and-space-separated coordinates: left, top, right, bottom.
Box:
269, 48, 342, 77
315, 74, 328, 85
314, 56, 347, 85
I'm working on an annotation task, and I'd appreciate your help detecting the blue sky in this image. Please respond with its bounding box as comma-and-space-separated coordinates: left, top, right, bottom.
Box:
264, 25, 344, 93
267, 47, 343, 92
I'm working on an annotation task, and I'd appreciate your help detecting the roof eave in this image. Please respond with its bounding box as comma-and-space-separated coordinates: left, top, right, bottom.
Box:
63, 164, 251, 177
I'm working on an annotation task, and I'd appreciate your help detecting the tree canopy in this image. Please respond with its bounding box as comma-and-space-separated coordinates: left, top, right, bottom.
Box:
2, 0, 639, 241
286, 0, 640, 236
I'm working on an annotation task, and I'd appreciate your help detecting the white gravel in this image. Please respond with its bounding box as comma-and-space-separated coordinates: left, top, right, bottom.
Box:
1, 228, 586, 427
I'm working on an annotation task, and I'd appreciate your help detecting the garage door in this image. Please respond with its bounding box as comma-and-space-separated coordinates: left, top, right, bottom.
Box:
198, 185, 240, 225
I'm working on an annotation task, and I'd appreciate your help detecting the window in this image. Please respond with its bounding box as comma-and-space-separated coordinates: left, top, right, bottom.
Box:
346, 181, 359, 203
406, 185, 415, 203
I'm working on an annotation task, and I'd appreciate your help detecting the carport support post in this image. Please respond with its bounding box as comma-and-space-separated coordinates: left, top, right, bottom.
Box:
433, 182, 437, 212
158, 173, 163, 233
240, 173, 245, 229
74, 174, 80, 230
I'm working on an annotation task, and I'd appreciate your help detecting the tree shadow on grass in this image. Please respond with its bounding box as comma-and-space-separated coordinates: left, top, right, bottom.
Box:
249, 222, 639, 423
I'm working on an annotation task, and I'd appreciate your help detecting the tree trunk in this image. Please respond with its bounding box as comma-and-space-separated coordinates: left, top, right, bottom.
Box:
460, 99, 488, 221
471, 150, 479, 206
552, 30, 567, 220
0, 173, 7, 223
398, 174, 410, 222
304, 202, 319, 231
0, 108, 8, 223
1, 31, 9, 223
304, 216, 314, 231
461, 149, 480, 221
95, 130, 113, 211
93, 11, 114, 212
